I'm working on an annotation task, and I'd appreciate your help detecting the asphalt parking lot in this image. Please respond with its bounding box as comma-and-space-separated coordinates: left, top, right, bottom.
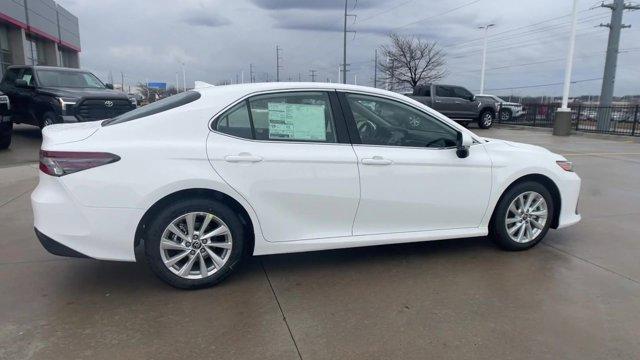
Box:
1, 124, 640, 359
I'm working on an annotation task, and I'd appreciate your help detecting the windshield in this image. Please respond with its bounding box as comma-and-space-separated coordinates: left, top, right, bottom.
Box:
36, 69, 106, 88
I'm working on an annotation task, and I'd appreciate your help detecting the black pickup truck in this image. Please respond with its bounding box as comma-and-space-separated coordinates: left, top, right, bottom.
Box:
0, 66, 136, 129
407, 83, 499, 129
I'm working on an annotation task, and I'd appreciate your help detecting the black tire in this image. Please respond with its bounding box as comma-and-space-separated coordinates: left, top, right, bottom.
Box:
499, 109, 513, 122
490, 181, 554, 251
0, 120, 11, 150
478, 110, 494, 129
144, 198, 246, 289
40, 111, 57, 129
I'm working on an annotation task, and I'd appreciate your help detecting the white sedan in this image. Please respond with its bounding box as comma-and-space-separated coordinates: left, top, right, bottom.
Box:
32, 83, 581, 289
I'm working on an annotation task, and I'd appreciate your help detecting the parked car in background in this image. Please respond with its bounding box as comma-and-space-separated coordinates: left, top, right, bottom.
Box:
0, 66, 136, 129
408, 84, 499, 129
0, 91, 11, 149
32, 82, 581, 289
477, 94, 524, 121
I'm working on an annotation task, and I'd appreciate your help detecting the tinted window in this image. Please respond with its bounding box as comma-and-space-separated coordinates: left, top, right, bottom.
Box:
346, 93, 458, 148
413, 85, 430, 97
435, 86, 455, 97
36, 69, 104, 88
1, 68, 19, 84
453, 87, 473, 100
21, 68, 34, 86
247, 92, 336, 142
103, 91, 201, 125
215, 102, 252, 139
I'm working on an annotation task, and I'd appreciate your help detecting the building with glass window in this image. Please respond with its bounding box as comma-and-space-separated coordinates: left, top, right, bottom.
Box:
0, 0, 80, 79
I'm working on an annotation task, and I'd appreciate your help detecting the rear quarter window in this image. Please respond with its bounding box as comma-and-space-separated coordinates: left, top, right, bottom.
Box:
102, 91, 201, 126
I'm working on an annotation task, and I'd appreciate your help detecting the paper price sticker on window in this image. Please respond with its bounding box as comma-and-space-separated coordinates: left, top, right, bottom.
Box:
267, 102, 326, 141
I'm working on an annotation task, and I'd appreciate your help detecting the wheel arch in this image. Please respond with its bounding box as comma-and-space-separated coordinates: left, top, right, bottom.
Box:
134, 188, 256, 258
490, 173, 562, 230
479, 107, 496, 117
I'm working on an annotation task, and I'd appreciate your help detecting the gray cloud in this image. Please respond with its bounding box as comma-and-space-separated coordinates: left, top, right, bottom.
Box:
250, 0, 382, 10
182, 13, 231, 28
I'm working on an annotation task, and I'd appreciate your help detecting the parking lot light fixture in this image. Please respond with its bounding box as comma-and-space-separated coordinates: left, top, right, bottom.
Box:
478, 24, 495, 94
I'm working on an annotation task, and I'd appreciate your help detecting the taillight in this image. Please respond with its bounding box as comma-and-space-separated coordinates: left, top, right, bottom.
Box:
39, 150, 120, 177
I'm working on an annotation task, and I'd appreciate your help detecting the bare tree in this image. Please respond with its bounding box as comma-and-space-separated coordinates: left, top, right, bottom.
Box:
378, 33, 447, 91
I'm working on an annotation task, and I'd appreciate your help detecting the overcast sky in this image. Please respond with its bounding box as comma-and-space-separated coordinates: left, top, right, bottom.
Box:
57, 0, 640, 96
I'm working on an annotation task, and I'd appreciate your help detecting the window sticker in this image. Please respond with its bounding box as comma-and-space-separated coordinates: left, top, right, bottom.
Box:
267, 102, 327, 141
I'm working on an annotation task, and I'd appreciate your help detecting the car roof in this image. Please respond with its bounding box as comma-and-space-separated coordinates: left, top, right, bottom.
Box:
196, 82, 405, 99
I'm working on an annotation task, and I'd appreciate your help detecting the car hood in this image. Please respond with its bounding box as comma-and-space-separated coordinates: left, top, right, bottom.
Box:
37, 87, 130, 99
483, 137, 552, 154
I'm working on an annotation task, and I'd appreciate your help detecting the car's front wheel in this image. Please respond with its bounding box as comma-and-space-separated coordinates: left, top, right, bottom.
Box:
499, 109, 513, 122
491, 181, 554, 251
478, 110, 494, 129
144, 199, 245, 289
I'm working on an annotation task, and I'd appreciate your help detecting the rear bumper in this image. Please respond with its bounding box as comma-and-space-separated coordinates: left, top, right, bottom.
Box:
35, 227, 90, 258
31, 172, 143, 262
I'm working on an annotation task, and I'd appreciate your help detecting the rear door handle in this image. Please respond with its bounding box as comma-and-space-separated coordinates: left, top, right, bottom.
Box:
224, 153, 263, 163
361, 156, 392, 165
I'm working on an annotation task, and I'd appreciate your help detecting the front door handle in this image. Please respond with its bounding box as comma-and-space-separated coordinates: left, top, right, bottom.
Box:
224, 153, 263, 163
361, 156, 392, 165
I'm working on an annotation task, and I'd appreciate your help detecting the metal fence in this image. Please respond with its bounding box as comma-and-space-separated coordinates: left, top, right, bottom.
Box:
498, 103, 640, 137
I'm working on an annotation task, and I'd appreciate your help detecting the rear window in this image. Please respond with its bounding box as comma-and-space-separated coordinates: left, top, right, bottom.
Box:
102, 91, 201, 126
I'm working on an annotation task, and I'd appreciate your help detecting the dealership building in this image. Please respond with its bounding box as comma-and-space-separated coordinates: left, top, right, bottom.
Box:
0, 0, 80, 78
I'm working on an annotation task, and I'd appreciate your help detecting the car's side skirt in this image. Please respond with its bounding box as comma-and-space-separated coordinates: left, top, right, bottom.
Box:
252, 227, 489, 256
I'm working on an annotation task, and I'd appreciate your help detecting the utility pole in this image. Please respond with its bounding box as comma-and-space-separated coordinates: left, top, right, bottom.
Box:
175, 73, 179, 93
373, 48, 378, 88
309, 69, 317, 82
478, 24, 495, 94
554, 0, 579, 136
298, 72, 301, 82
276, 45, 283, 82
596, 0, 639, 130
249, 64, 254, 83
241, 71, 244, 84
121, 72, 125, 93
342, 0, 356, 84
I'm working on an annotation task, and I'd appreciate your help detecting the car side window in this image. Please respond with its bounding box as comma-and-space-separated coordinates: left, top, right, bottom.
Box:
345, 93, 458, 149
215, 102, 252, 139
435, 86, 455, 98
453, 87, 472, 100
1, 68, 19, 85
21, 68, 34, 86
247, 92, 336, 143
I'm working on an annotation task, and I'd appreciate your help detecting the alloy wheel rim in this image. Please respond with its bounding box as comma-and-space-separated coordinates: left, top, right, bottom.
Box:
160, 212, 232, 279
501, 111, 510, 121
505, 191, 548, 243
483, 113, 493, 126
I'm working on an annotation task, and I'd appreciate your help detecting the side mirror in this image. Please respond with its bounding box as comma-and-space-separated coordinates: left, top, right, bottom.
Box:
456, 132, 473, 158
15, 79, 30, 88
469, 95, 476, 102
105, 83, 114, 89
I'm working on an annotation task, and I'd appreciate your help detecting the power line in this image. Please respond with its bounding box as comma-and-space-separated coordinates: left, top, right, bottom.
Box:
483, 77, 602, 91
358, 0, 415, 23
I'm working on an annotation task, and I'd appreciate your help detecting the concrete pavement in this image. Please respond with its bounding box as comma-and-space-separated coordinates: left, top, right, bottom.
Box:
1, 126, 639, 359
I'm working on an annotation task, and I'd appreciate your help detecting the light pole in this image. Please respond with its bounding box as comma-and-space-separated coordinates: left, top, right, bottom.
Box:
554, 0, 579, 136
478, 24, 495, 94
181, 63, 186, 92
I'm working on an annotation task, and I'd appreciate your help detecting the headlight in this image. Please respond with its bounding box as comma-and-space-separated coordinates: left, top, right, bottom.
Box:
556, 161, 574, 172
57, 97, 78, 111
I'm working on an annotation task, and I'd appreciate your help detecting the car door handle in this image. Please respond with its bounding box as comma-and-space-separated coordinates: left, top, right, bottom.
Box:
361, 156, 392, 165
224, 153, 263, 163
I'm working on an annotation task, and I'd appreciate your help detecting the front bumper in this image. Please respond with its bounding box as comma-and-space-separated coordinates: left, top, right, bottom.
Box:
556, 172, 582, 229
31, 172, 143, 261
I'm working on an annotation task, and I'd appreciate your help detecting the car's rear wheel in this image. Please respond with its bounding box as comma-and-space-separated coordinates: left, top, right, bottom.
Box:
144, 199, 245, 289
0, 121, 11, 150
491, 181, 554, 251
478, 110, 494, 129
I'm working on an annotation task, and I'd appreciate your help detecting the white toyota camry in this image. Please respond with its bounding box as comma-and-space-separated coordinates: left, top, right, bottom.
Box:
32, 83, 581, 289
